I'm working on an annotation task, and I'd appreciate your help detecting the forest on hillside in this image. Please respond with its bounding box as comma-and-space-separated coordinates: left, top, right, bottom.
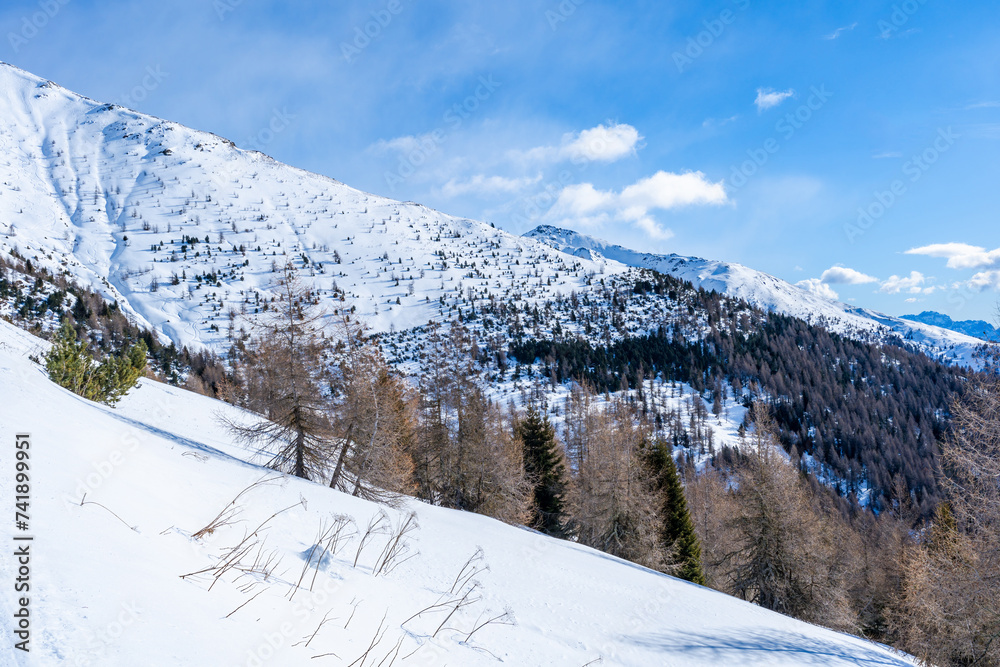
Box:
501, 270, 976, 517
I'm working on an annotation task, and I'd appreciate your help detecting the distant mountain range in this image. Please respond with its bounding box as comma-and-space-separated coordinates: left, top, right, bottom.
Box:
901, 311, 999, 342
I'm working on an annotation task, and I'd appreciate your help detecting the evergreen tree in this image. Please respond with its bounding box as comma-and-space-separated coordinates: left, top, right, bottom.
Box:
45, 319, 146, 406
647, 440, 705, 585
516, 407, 568, 536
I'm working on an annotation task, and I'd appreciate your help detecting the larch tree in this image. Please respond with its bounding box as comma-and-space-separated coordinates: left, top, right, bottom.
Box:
893, 339, 1000, 666
326, 311, 416, 501
568, 394, 661, 569
223, 264, 335, 480
414, 320, 530, 524
722, 402, 851, 628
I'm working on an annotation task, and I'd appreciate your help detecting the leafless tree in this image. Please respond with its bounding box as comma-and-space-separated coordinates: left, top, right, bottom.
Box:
326, 312, 416, 501
567, 394, 661, 569
894, 338, 1000, 666
719, 403, 852, 629
223, 264, 335, 480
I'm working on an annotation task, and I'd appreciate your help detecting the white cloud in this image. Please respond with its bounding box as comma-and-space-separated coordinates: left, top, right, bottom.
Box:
619, 171, 728, 210
551, 183, 618, 216
872, 151, 903, 159
823, 22, 858, 40
819, 266, 878, 285
905, 242, 1000, 270
795, 265, 876, 301
439, 173, 542, 198
702, 115, 740, 129
964, 101, 1000, 110
754, 87, 795, 112
796, 278, 839, 301
562, 123, 642, 162
634, 216, 675, 241
880, 271, 926, 294
967, 270, 1000, 292
368, 132, 436, 156
514, 123, 643, 164
546, 170, 726, 240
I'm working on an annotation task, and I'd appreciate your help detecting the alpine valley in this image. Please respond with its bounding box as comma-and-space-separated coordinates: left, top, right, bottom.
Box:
0, 61, 992, 665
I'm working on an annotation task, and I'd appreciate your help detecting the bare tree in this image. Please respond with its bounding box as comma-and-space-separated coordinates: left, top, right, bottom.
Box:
720, 403, 852, 629
567, 394, 661, 569
894, 338, 1000, 665
413, 320, 530, 524
327, 312, 416, 501
223, 264, 334, 480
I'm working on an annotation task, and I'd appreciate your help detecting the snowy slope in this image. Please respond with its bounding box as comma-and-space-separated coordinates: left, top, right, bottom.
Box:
0, 60, 981, 369
525, 225, 984, 366
0, 320, 917, 666
0, 61, 617, 352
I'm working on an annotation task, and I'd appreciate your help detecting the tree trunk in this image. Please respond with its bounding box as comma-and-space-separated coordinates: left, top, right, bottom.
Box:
329, 424, 353, 490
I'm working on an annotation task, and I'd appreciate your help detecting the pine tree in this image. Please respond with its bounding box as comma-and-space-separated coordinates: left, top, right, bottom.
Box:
646, 440, 705, 585
45, 320, 99, 398
516, 407, 568, 536
45, 320, 147, 405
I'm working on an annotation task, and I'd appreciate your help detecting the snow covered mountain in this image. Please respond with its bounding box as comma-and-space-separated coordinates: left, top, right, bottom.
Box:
525, 225, 985, 366
900, 310, 999, 342
0, 60, 983, 368
0, 318, 918, 666
0, 61, 616, 352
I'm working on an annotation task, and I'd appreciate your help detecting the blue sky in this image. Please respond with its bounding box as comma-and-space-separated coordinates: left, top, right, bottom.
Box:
3, 0, 999, 319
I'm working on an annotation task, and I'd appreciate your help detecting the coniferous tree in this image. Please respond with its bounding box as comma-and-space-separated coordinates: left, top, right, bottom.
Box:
722, 403, 851, 627
413, 320, 531, 524
224, 264, 334, 480
516, 407, 568, 536
327, 311, 416, 500
568, 395, 661, 568
646, 440, 705, 585
45, 319, 146, 406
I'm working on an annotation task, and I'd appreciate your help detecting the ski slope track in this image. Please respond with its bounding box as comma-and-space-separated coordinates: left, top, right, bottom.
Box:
0, 61, 983, 367
0, 319, 918, 666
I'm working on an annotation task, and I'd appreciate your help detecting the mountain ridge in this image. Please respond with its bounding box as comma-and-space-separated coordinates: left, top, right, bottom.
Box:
0, 60, 984, 369
524, 224, 984, 366
900, 310, 999, 342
